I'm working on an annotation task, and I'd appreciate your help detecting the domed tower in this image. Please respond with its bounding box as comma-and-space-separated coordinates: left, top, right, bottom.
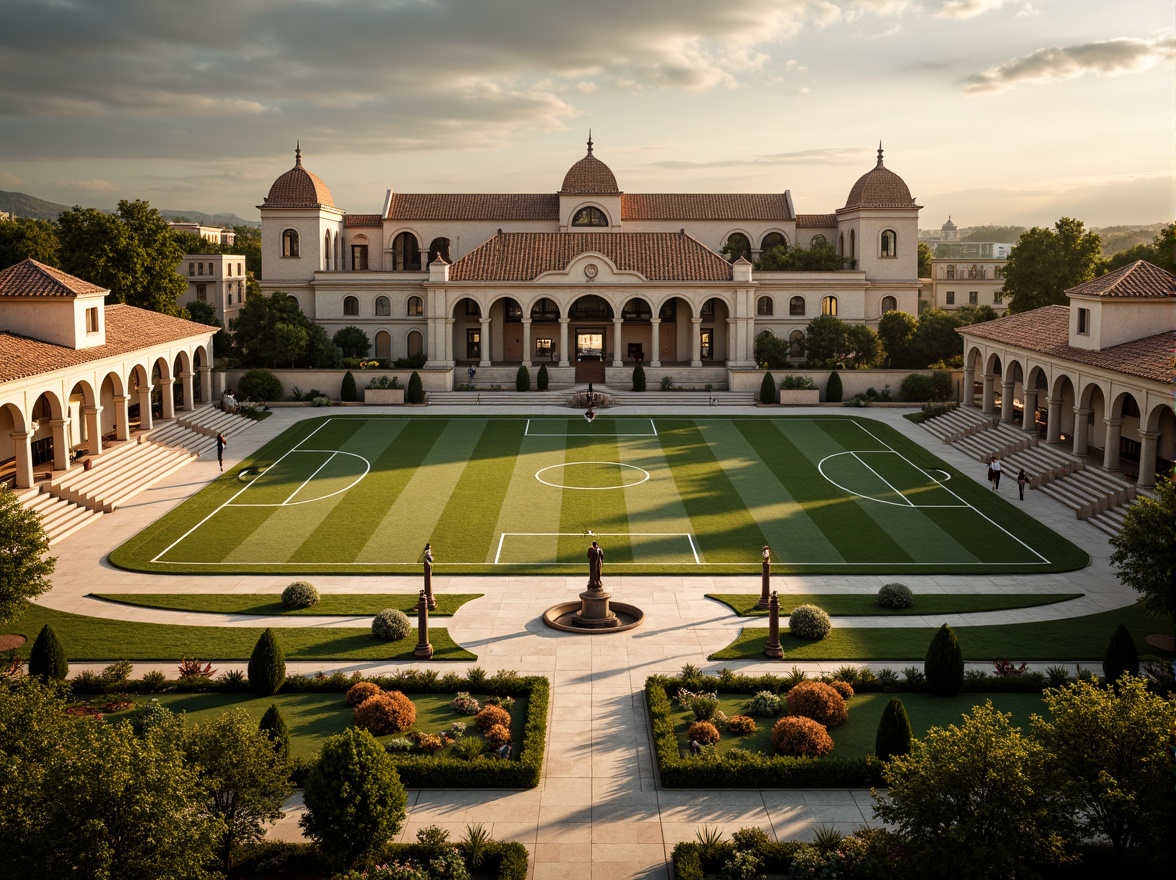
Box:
835, 144, 920, 282
941, 216, 958, 242
258, 144, 346, 305
558, 133, 622, 231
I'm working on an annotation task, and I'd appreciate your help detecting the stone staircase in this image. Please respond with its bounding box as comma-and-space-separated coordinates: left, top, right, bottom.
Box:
16, 486, 103, 547
434, 389, 757, 407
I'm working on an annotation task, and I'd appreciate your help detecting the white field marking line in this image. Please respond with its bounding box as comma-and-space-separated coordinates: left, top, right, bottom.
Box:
817, 452, 914, 508
153, 559, 1045, 567
151, 417, 336, 563
225, 450, 371, 507
534, 461, 650, 490
849, 420, 1051, 564
523, 417, 658, 437
850, 451, 915, 507
494, 531, 698, 566
851, 450, 968, 507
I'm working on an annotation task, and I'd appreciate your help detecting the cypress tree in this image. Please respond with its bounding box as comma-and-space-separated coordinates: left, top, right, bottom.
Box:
875, 697, 913, 762
537, 364, 549, 391
259, 703, 291, 762
407, 371, 424, 404
340, 370, 357, 402
760, 372, 776, 404
248, 628, 286, 697
924, 623, 964, 697
632, 363, 646, 392
1102, 622, 1139, 687
29, 624, 68, 681
826, 369, 843, 403
515, 365, 531, 392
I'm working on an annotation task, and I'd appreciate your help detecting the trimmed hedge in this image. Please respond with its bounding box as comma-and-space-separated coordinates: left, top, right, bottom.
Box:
759, 372, 775, 404
536, 364, 549, 391
671, 839, 805, 880
236, 838, 529, 880
515, 365, 530, 392
407, 371, 424, 404
340, 370, 358, 402
825, 369, 843, 403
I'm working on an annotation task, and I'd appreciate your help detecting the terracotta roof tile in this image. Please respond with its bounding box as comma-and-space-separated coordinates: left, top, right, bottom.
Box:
959, 305, 1176, 384
0, 304, 214, 383
560, 153, 621, 194
1066, 260, 1176, 299
387, 193, 559, 221
621, 194, 793, 221
448, 232, 733, 282
842, 151, 916, 210
344, 214, 382, 228
0, 259, 107, 298
262, 149, 335, 209
796, 214, 836, 227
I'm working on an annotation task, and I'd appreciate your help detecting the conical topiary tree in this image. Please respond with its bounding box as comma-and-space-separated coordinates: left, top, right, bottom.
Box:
875, 697, 913, 762
515, 365, 531, 392
924, 623, 964, 697
29, 624, 68, 681
407, 371, 424, 404
537, 364, 549, 391
632, 363, 646, 392
248, 628, 286, 697
826, 369, 843, 403
760, 372, 776, 405
259, 702, 291, 762
341, 370, 357, 402
1102, 622, 1139, 686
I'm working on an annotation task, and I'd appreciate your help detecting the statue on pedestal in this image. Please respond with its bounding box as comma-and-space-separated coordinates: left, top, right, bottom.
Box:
587, 540, 604, 589
423, 542, 435, 610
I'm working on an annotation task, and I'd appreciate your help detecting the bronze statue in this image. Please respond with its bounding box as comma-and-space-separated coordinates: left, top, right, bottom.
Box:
587, 540, 604, 589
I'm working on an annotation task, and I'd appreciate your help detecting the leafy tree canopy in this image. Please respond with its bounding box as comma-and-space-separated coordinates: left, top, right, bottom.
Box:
0, 487, 56, 623
0, 217, 60, 270
917, 241, 933, 278
803, 315, 881, 369
1109, 470, 1176, 617
755, 241, 846, 271
1003, 217, 1106, 314
959, 224, 1026, 243
912, 308, 963, 368
877, 310, 918, 369
333, 326, 372, 360
231, 291, 339, 369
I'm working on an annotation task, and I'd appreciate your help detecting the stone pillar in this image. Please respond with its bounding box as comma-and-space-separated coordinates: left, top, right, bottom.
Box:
112, 395, 131, 441
981, 373, 995, 414
49, 418, 70, 471
962, 365, 975, 406
1137, 430, 1160, 488
612, 318, 624, 367
414, 590, 433, 660
1046, 396, 1063, 444
478, 317, 491, 367
179, 370, 195, 411
765, 591, 783, 660
649, 318, 662, 368
1072, 407, 1092, 457
198, 366, 212, 405
423, 545, 436, 610
137, 384, 154, 431
9, 430, 34, 489
1021, 389, 1037, 433
558, 319, 570, 368
521, 319, 533, 367
160, 377, 176, 420
756, 546, 771, 610
1000, 381, 1016, 422
690, 317, 703, 367
83, 406, 103, 456
1102, 417, 1123, 470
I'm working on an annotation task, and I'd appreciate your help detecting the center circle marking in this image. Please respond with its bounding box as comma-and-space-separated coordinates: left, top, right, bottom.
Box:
535, 461, 650, 491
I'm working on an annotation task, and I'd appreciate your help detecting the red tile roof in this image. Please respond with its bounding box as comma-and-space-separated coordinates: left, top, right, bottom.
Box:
0, 259, 107, 298
388, 193, 559, 221
384, 192, 799, 222
959, 305, 1176, 384
842, 151, 916, 210
621, 194, 793, 221
262, 149, 335, 209
796, 214, 836, 228
344, 214, 382, 228
0, 304, 214, 383
448, 232, 734, 282
560, 153, 621, 194
1066, 260, 1176, 299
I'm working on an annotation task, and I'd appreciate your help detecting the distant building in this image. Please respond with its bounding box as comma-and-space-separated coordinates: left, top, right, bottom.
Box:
168, 221, 236, 247
178, 254, 248, 324
0, 211, 12, 222
921, 218, 1012, 313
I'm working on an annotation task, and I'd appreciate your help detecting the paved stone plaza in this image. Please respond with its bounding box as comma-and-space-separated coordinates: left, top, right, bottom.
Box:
45, 403, 1133, 880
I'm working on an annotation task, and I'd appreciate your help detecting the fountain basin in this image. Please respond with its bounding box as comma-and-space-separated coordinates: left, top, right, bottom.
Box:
543, 601, 644, 634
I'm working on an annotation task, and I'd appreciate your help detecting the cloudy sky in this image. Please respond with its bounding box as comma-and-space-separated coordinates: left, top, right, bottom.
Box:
0, 0, 1171, 228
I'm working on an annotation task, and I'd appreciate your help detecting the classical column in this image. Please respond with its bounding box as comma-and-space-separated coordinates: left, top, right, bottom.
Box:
1072, 407, 1091, 456
83, 405, 103, 456
198, 366, 212, 405
1046, 396, 1064, 444
764, 591, 783, 660
137, 384, 154, 431
1021, 390, 1037, 433
558, 318, 570, 368
179, 370, 195, 411
112, 394, 131, 441
413, 590, 433, 660
612, 318, 624, 367
1102, 417, 1123, 470
521, 319, 533, 368
649, 318, 662, 368
1136, 430, 1160, 488
158, 378, 175, 420
9, 430, 33, 489
690, 317, 702, 367
981, 373, 995, 414
962, 365, 976, 406
49, 418, 71, 471
999, 381, 1015, 422
478, 317, 491, 368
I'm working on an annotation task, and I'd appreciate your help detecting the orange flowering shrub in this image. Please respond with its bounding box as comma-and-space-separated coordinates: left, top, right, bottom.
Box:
828, 679, 855, 700
345, 681, 382, 707
474, 704, 511, 733
415, 733, 445, 755
771, 716, 833, 757
727, 714, 757, 735
354, 691, 417, 735
786, 681, 848, 728
687, 720, 721, 745
483, 723, 512, 748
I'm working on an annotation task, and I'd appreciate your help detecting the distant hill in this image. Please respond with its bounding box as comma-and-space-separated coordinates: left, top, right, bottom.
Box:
0, 190, 258, 228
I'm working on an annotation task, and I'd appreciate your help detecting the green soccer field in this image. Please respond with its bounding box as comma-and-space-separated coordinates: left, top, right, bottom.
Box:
109, 415, 1088, 576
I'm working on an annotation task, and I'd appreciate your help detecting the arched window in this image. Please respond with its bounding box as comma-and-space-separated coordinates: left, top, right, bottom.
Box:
849, 229, 856, 261
374, 296, 391, 317
407, 330, 423, 358
392, 232, 421, 270
880, 229, 897, 258
946, 265, 956, 280
838, 233, 844, 257
810, 234, 827, 248
789, 296, 805, 317
789, 330, 805, 358
374, 331, 391, 359
343, 296, 359, 316
531, 297, 560, 321
881, 295, 897, 314
724, 232, 751, 262
757, 296, 774, 316
571, 206, 608, 227
822, 296, 838, 316
324, 231, 332, 270
281, 229, 299, 258
428, 238, 451, 264
407, 296, 423, 317
761, 232, 788, 253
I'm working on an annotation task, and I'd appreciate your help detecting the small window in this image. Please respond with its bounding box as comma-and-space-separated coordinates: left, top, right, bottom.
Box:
946, 266, 956, 280
699, 328, 713, 360
994, 266, 1004, 279
757, 296, 773, 316
536, 337, 553, 357
407, 296, 423, 317
993, 290, 1004, 304
208, 262, 214, 275
700, 299, 716, 319
821, 296, 838, 316
375, 296, 391, 317
188, 263, 194, 276
466, 329, 480, 360
343, 296, 359, 316
969, 291, 978, 305
282, 229, 300, 258
789, 296, 805, 317
197, 263, 204, 276
227, 293, 232, 305
881, 295, 897, 313
880, 229, 896, 258
1077, 307, 1090, 334
351, 244, 369, 270
571, 206, 608, 227
810, 234, 827, 247
86, 307, 99, 333
196, 284, 207, 302
946, 291, 955, 305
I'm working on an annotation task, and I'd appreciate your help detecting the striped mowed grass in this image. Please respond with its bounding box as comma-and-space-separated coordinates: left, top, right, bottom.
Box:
109, 415, 1088, 576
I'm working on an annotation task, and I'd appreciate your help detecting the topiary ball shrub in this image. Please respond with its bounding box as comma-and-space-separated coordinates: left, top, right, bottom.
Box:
727, 715, 757, 735
515, 365, 531, 392
371, 608, 412, 641
786, 681, 848, 728
827, 679, 855, 700
346, 681, 383, 707
341, 370, 358, 402
688, 720, 721, 745
744, 690, 783, 717
354, 691, 417, 735
281, 580, 320, 609
474, 704, 511, 733
238, 367, 284, 402
825, 369, 843, 403
483, 723, 512, 749
632, 363, 646, 392
536, 363, 549, 391
771, 716, 833, 758
760, 372, 776, 405
877, 582, 914, 609
407, 371, 424, 404
789, 604, 832, 640
247, 627, 286, 697
925, 623, 965, 697
690, 695, 719, 721
259, 703, 291, 762
29, 624, 68, 681
874, 697, 913, 762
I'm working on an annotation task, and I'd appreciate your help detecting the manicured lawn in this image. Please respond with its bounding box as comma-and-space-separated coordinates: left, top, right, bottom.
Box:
92, 592, 480, 617
708, 592, 1084, 617
709, 605, 1171, 661
672, 692, 1048, 761
102, 691, 527, 761
108, 414, 1089, 577
7, 604, 475, 662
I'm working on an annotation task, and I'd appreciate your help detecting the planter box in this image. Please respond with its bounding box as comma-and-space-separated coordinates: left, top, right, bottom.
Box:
364, 388, 405, 405
778, 389, 820, 405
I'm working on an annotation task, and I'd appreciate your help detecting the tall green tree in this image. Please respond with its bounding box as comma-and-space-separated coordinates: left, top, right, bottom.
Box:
1108, 470, 1176, 617
1003, 218, 1107, 314
0, 217, 60, 269
917, 240, 933, 277
0, 487, 55, 623
803, 315, 848, 366
877, 310, 918, 368
231, 291, 337, 369
333, 326, 371, 360
912, 308, 963, 367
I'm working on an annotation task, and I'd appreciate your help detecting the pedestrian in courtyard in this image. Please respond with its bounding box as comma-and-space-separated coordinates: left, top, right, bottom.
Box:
215, 432, 226, 472
1017, 468, 1030, 501
988, 455, 1002, 491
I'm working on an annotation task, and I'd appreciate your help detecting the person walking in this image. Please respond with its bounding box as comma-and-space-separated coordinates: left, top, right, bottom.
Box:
215, 432, 227, 472
1017, 468, 1030, 501
989, 455, 1002, 491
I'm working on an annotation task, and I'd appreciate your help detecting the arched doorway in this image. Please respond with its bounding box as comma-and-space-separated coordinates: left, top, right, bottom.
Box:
0, 402, 32, 488
407, 330, 423, 359
374, 331, 391, 360
392, 232, 421, 271
569, 294, 613, 383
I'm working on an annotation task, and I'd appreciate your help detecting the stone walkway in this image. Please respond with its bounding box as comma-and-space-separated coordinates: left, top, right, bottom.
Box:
39, 402, 1136, 880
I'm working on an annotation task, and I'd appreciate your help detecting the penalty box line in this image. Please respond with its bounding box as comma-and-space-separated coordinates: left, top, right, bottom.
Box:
494, 531, 699, 565
524, 418, 658, 437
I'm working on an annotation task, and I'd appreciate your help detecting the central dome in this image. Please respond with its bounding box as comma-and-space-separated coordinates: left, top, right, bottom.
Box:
843, 145, 915, 210
263, 145, 336, 209
560, 135, 621, 195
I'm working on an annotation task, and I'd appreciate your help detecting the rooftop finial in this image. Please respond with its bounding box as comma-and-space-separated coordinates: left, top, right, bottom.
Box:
295, 141, 302, 166
587, 130, 594, 156
877, 141, 884, 166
